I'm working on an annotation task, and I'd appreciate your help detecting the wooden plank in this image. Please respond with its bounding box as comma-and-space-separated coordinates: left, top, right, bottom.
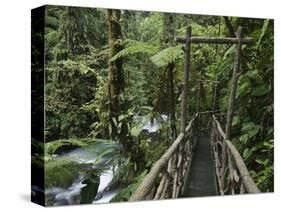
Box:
180, 26, 192, 133
176, 36, 253, 44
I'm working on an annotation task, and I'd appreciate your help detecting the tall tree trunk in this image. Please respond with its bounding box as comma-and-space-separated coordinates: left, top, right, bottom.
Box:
107, 9, 124, 121
223, 16, 235, 37
163, 13, 177, 139
107, 9, 145, 175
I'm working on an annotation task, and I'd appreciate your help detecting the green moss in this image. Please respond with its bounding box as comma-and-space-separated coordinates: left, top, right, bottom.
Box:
45, 138, 94, 155
44, 138, 114, 155
45, 157, 90, 188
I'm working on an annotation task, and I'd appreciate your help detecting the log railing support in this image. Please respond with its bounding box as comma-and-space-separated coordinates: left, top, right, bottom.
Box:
211, 115, 260, 194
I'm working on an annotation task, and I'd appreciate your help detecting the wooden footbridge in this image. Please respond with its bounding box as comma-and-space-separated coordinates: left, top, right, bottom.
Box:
129, 26, 260, 201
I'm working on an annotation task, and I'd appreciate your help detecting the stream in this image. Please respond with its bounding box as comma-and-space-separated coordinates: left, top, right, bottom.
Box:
43, 114, 168, 206
142, 114, 168, 133
45, 142, 121, 206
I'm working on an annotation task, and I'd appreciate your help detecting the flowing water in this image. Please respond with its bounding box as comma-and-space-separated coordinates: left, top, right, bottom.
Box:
45, 142, 120, 206
142, 114, 168, 133
43, 114, 168, 206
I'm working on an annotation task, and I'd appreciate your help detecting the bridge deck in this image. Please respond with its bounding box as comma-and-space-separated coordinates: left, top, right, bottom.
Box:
181, 134, 218, 197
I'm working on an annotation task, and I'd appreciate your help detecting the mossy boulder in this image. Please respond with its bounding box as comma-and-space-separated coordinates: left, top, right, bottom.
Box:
45, 157, 90, 188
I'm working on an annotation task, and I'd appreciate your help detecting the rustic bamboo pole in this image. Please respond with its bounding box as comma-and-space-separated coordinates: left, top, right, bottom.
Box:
180, 26, 192, 133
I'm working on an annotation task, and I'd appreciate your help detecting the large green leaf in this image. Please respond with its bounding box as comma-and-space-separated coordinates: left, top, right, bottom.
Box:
252, 84, 270, 96
241, 122, 255, 131
223, 45, 235, 60
130, 124, 144, 137
239, 134, 249, 143
248, 126, 261, 138
232, 116, 240, 126
255, 158, 269, 166
241, 122, 260, 138
243, 148, 254, 161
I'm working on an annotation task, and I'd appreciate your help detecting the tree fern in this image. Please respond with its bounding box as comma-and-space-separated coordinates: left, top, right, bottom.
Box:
110, 39, 159, 62
150, 45, 184, 68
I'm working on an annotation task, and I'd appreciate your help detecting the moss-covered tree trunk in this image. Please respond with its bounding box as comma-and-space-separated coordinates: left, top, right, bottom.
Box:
107, 9, 145, 176
107, 9, 124, 119
163, 14, 177, 139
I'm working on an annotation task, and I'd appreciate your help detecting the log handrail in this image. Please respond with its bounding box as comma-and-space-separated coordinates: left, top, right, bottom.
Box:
129, 114, 198, 201
129, 113, 259, 202
211, 115, 260, 194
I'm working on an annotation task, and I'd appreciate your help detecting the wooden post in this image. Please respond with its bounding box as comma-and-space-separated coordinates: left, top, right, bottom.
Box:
180, 26, 192, 133
225, 26, 243, 140
196, 81, 201, 113
212, 76, 218, 113
221, 26, 243, 191
196, 81, 201, 132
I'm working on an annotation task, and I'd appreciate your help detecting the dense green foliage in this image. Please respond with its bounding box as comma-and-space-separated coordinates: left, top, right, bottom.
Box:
43, 5, 273, 203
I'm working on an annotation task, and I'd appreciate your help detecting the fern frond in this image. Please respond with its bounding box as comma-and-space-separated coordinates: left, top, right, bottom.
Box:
150, 45, 184, 68
110, 40, 158, 62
